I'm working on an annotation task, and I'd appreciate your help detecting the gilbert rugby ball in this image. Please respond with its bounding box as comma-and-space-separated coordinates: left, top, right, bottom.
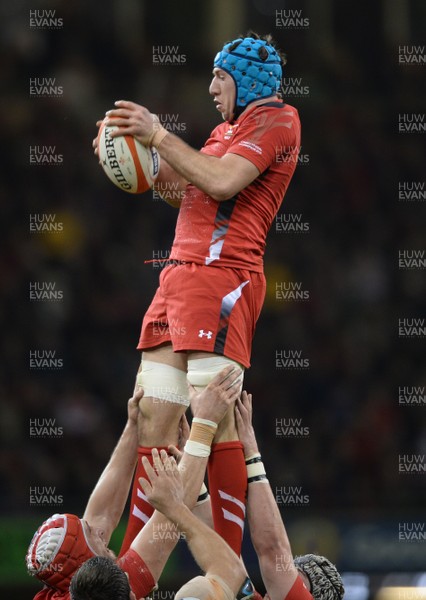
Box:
97, 120, 160, 193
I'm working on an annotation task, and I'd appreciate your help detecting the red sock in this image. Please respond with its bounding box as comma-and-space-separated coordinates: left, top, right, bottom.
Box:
119, 446, 168, 557
207, 441, 247, 556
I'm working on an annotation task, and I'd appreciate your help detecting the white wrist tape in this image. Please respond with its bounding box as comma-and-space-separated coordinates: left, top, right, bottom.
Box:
245, 452, 261, 462
247, 461, 267, 479
184, 440, 211, 458
245, 454, 267, 483
192, 417, 218, 429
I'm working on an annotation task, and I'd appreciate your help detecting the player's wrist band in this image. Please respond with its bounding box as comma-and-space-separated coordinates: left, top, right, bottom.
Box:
184, 440, 211, 457
245, 453, 268, 483
184, 420, 217, 457
193, 417, 218, 429
149, 125, 168, 148
245, 452, 262, 464
196, 482, 209, 506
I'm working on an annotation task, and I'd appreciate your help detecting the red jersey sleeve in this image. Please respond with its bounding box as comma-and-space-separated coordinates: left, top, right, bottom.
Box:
118, 548, 156, 600
226, 104, 300, 174
285, 575, 314, 600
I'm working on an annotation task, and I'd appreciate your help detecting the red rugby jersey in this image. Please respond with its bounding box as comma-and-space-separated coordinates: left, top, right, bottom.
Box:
285, 574, 314, 600
170, 101, 301, 272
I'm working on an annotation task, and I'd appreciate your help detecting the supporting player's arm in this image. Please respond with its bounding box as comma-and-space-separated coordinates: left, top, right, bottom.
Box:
142, 451, 247, 595
235, 392, 299, 600
82, 390, 142, 543
105, 101, 260, 201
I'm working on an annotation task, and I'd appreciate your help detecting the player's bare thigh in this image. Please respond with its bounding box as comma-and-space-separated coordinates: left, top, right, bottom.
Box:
137, 343, 188, 446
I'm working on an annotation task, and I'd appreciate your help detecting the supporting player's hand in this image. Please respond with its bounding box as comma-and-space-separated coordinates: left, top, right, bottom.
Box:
103, 100, 163, 146
139, 449, 184, 518
235, 391, 259, 458
189, 365, 243, 424
127, 388, 144, 426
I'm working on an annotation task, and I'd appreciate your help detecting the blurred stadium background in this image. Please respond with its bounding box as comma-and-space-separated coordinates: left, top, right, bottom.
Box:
1, 0, 425, 598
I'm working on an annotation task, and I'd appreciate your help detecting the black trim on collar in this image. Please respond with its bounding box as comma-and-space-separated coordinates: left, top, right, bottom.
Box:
231, 101, 287, 123
260, 102, 287, 108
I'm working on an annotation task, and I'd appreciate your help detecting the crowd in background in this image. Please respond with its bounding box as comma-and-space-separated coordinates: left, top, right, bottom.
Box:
1, 0, 424, 525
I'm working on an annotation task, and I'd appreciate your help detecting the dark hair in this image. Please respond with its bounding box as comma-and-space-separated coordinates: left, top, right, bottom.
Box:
245, 30, 287, 67
70, 556, 131, 600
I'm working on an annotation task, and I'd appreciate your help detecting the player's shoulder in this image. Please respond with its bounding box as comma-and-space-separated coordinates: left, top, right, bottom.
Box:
237, 101, 300, 131
209, 120, 231, 138
252, 101, 299, 120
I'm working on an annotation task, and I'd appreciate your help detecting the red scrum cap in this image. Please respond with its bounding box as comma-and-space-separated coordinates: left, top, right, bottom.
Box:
26, 513, 96, 593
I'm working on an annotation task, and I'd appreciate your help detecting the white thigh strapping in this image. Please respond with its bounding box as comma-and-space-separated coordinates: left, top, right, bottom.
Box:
136, 360, 189, 406
187, 356, 244, 391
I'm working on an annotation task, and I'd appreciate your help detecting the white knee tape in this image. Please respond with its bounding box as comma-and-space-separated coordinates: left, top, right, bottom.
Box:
137, 360, 189, 406
187, 356, 244, 391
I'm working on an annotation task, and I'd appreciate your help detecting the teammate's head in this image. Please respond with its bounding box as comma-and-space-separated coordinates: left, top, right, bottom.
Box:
212, 31, 285, 121
175, 575, 218, 600
70, 556, 134, 600
26, 513, 97, 593
294, 554, 345, 600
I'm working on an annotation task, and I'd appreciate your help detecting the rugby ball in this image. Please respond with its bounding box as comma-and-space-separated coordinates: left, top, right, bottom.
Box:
97, 120, 160, 194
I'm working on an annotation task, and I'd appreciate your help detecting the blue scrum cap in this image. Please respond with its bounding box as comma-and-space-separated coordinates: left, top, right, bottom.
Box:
213, 36, 283, 117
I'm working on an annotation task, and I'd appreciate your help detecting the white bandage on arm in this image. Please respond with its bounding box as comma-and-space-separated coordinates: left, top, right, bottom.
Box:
246, 453, 268, 483
136, 360, 189, 406
184, 440, 212, 458
187, 356, 244, 391
175, 575, 234, 600
184, 418, 218, 458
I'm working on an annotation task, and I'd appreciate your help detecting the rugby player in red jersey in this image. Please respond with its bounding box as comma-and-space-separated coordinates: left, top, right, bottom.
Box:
95, 31, 301, 558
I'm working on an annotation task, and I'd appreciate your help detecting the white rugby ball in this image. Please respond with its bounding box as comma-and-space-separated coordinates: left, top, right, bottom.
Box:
97, 120, 160, 194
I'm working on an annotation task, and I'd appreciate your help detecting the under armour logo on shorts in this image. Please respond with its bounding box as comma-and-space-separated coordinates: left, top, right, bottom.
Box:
198, 329, 213, 339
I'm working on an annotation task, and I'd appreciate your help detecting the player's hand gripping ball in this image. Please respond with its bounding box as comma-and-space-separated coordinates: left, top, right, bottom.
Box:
97, 119, 160, 193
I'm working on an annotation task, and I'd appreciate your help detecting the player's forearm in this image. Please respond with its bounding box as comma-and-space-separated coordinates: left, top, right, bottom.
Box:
247, 476, 292, 559
83, 420, 138, 538
192, 496, 214, 529
170, 504, 246, 592
131, 455, 213, 581
131, 456, 209, 582
179, 452, 209, 509
156, 133, 233, 201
